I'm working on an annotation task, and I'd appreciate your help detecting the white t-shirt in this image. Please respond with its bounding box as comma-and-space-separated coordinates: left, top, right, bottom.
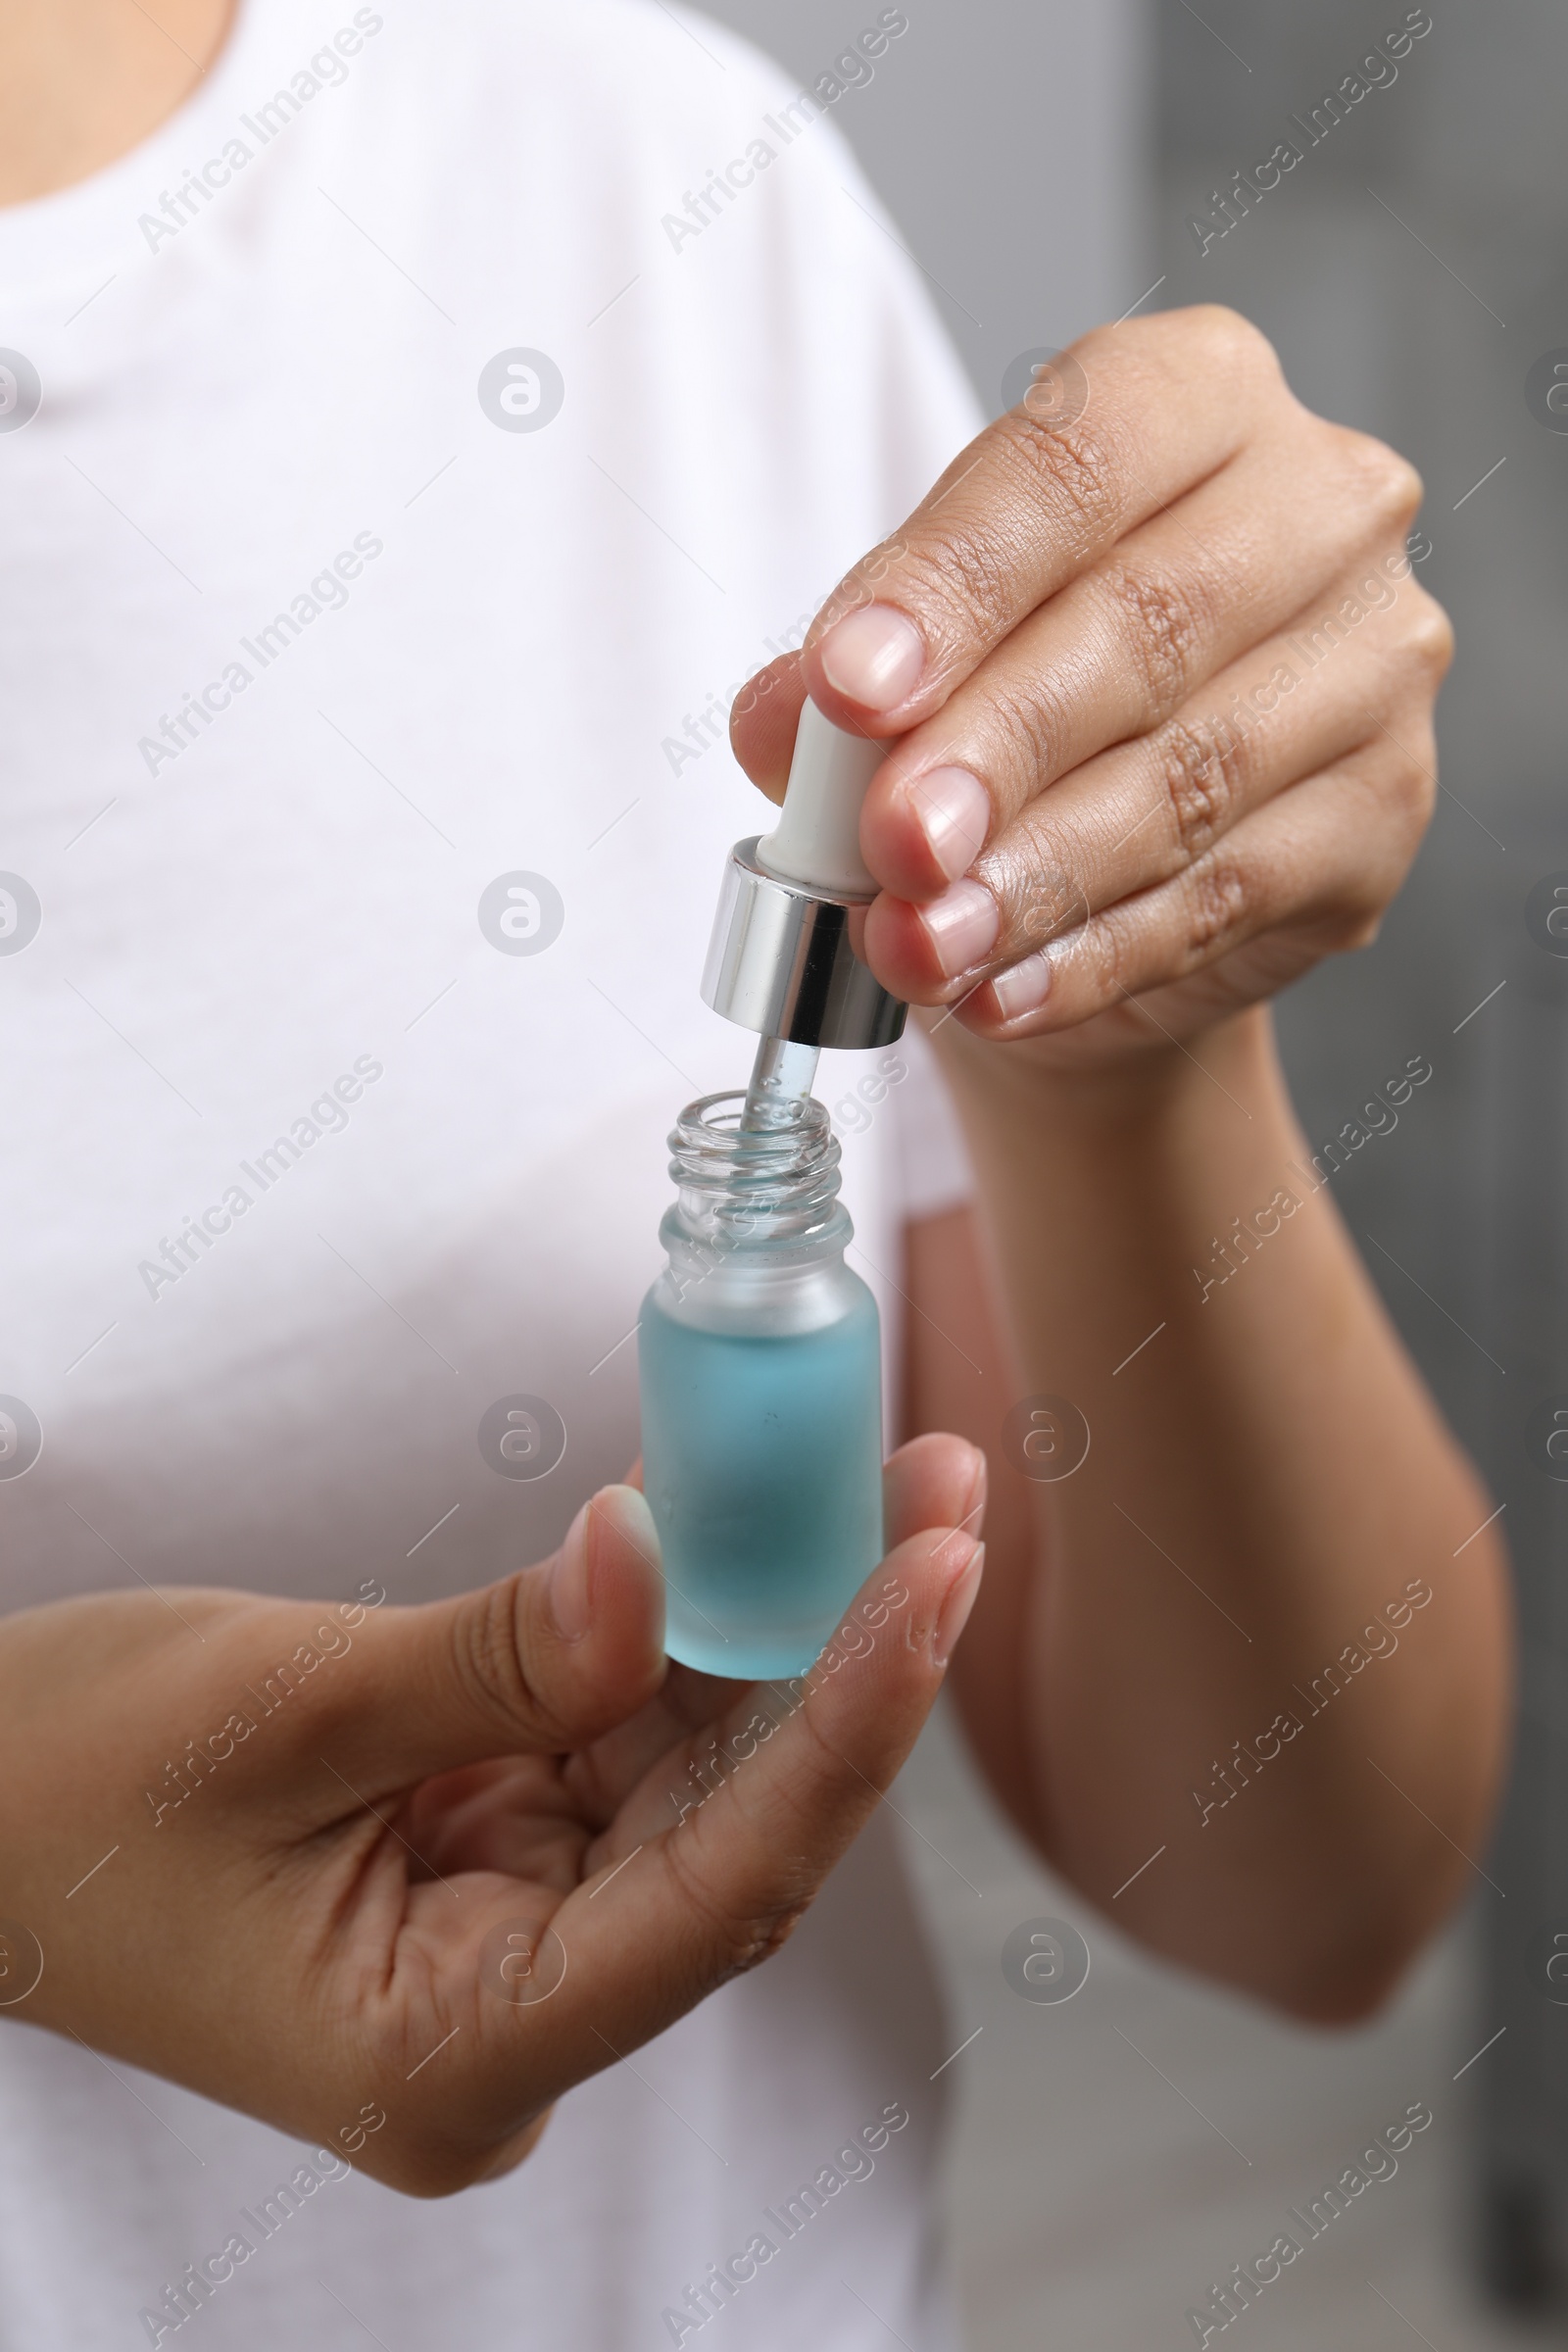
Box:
0, 4, 985, 2346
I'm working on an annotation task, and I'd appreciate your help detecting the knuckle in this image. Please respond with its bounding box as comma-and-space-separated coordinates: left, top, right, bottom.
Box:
1149, 711, 1244, 861
1075, 906, 1130, 1007
1183, 852, 1251, 962
1195, 304, 1283, 387
452, 1580, 556, 1744
1334, 885, 1389, 953
659, 1827, 809, 1986
1402, 589, 1454, 685
1339, 907, 1384, 954
1101, 559, 1212, 718
1385, 733, 1438, 833
1311, 787, 1408, 954
894, 520, 1023, 649
994, 409, 1124, 548
1341, 427, 1423, 532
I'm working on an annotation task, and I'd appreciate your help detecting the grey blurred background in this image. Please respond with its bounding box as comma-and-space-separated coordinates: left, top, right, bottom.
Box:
695, 0, 1568, 2343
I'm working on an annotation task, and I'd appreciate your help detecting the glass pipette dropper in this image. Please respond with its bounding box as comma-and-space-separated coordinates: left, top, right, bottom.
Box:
741, 1034, 820, 1129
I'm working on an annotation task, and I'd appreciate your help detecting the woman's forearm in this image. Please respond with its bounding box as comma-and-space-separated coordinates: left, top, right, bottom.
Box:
928, 1007, 1511, 2019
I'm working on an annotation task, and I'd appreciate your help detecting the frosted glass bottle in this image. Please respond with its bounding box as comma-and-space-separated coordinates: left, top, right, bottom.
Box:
638, 1086, 883, 1679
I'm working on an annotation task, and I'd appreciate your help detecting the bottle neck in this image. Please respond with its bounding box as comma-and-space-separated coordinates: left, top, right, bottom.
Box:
663, 1087, 851, 1276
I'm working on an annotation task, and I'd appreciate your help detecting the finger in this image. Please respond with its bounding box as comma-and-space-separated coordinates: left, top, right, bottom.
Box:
862, 562, 1449, 1004
316, 1486, 667, 1795
883, 1429, 987, 1546
727, 653, 809, 804
790, 309, 1286, 740
388, 1434, 990, 1878
431, 1517, 985, 2154
561, 1432, 987, 1823
954, 738, 1436, 1041
858, 431, 1420, 901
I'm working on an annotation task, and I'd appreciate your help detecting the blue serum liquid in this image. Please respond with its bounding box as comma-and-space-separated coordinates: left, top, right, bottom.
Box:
639, 1282, 884, 1679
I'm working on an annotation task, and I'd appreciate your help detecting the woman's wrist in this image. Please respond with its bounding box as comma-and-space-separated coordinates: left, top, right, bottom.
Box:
928, 1001, 1291, 1183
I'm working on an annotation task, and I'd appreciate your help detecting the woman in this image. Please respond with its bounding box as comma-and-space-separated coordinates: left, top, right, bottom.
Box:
0, 2, 1508, 2347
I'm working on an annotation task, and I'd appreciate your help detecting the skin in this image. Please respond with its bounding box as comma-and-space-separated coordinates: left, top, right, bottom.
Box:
0, 0, 1511, 2187
0, 0, 229, 203
730, 315, 1510, 2021
1, 1459, 983, 2196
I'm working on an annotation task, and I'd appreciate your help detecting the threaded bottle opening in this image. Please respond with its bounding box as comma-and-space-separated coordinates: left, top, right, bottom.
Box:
668, 1089, 842, 1245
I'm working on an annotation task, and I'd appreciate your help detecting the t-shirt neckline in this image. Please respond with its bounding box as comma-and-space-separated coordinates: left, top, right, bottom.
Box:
0, 0, 285, 284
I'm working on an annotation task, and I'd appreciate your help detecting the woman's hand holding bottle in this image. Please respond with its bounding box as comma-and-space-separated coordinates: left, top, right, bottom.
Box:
0, 1438, 982, 2193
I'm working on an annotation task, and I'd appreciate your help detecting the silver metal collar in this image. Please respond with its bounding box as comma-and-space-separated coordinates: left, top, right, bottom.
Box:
701, 836, 907, 1052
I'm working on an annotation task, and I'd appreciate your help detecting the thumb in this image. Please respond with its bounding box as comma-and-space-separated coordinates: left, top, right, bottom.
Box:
324, 1486, 667, 1791
728, 651, 807, 800
458, 1515, 985, 2124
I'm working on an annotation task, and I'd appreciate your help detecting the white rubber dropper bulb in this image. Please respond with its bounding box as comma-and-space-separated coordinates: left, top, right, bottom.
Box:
755, 697, 883, 899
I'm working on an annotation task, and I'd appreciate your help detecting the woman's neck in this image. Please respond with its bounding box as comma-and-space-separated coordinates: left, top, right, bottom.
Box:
0, 0, 235, 206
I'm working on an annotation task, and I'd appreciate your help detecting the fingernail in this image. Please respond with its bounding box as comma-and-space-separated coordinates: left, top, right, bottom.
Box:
550, 1504, 593, 1643
920, 878, 999, 979
906, 766, 991, 882
818, 604, 925, 711
616, 1483, 661, 1551
959, 1444, 989, 1537
989, 948, 1054, 1022
933, 1539, 985, 1668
